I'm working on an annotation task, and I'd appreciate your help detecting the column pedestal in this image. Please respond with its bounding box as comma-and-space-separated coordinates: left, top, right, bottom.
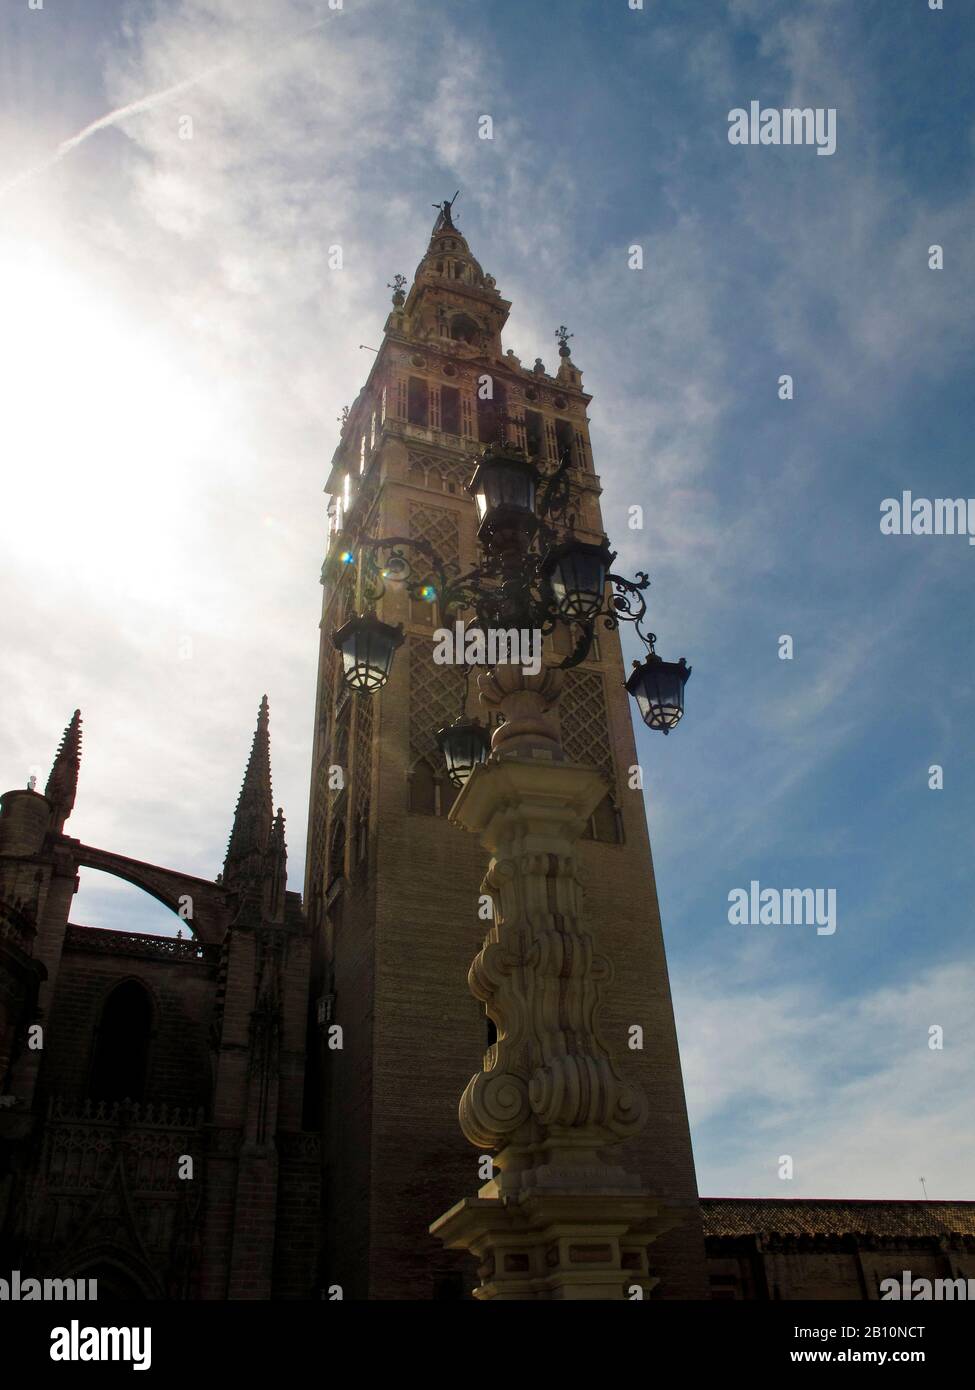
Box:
433, 1189, 688, 1301
430, 705, 687, 1298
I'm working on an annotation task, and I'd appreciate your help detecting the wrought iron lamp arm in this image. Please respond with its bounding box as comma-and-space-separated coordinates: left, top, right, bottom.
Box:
354, 534, 482, 618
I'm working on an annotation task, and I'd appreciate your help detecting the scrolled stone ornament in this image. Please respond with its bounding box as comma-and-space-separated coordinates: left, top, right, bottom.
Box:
528, 1054, 648, 1138
459, 1068, 531, 1149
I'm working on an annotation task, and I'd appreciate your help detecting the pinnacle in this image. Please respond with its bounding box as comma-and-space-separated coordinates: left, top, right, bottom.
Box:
45, 709, 83, 824
269, 805, 288, 863
224, 697, 274, 875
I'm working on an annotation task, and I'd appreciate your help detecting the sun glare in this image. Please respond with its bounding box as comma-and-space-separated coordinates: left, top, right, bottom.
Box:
0, 243, 217, 603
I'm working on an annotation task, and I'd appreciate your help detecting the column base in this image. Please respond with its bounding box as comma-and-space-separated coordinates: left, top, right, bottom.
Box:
431, 1189, 690, 1300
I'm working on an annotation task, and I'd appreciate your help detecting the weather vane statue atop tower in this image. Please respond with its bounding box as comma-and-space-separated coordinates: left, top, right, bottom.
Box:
432, 190, 460, 230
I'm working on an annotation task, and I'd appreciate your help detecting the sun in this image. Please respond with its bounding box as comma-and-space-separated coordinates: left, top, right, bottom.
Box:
0, 242, 217, 604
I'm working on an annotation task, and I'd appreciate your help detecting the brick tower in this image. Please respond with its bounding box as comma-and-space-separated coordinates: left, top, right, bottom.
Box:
305, 203, 706, 1299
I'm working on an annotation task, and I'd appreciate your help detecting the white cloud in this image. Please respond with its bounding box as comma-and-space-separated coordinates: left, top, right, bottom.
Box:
680, 955, 975, 1198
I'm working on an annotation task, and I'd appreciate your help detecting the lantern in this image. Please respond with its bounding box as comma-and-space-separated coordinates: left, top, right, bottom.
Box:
625, 654, 691, 733
466, 444, 539, 545
333, 613, 405, 693
541, 539, 616, 622
436, 717, 490, 787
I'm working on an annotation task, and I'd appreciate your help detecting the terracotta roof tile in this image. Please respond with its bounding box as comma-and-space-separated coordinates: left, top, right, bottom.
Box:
701, 1198, 975, 1239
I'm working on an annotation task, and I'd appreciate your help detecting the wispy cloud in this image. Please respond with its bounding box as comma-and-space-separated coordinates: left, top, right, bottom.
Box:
680, 954, 975, 1199
0, 9, 339, 199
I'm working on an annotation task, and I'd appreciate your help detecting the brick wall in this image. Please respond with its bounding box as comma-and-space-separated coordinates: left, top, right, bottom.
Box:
36, 930, 217, 1111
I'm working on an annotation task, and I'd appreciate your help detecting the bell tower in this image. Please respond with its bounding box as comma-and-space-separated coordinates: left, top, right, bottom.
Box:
304, 201, 707, 1299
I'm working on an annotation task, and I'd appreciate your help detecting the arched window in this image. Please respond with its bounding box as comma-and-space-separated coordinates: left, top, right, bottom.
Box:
440, 386, 461, 435
477, 381, 507, 444
333, 705, 350, 783
555, 417, 577, 466
524, 409, 544, 459
408, 759, 437, 815
328, 820, 346, 886
450, 314, 479, 345
583, 794, 623, 845
89, 981, 153, 1102
408, 376, 429, 426
353, 808, 369, 867
440, 775, 458, 817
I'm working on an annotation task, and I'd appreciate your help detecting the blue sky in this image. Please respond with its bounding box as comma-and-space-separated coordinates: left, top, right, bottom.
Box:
0, 0, 972, 1200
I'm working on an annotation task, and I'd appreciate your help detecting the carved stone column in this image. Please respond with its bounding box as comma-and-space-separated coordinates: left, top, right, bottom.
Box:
430, 666, 687, 1299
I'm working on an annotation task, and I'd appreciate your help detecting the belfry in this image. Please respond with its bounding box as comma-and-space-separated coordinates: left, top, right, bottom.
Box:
305, 203, 707, 1298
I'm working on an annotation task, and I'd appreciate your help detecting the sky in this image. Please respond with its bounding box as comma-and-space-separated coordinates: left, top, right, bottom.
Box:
0, 0, 973, 1203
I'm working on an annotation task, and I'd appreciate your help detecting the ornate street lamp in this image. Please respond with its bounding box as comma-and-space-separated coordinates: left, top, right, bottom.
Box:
540, 538, 616, 622
332, 439, 690, 737
466, 442, 539, 547
332, 612, 404, 693
436, 716, 490, 787
625, 651, 691, 734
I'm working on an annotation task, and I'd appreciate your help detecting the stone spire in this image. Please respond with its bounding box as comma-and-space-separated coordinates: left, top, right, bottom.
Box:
265, 806, 288, 923
223, 696, 273, 890
45, 709, 82, 834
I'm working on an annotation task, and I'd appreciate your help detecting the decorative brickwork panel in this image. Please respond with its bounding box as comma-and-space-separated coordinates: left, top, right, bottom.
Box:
321, 637, 339, 735
408, 640, 465, 765
559, 667, 615, 789
308, 632, 342, 905
332, 703, 351, 799
353, 695, 373, 815
337, 574, 355, 627
408, 499, 461, 567
407, 451, 474, 495
308, 757, 329, 904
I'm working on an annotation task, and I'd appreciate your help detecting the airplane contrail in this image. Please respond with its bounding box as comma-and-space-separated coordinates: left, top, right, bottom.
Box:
0, 15, 328, 199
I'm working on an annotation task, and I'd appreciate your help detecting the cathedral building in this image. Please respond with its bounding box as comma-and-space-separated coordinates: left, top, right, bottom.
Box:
0, 703, 317, 1299
1, 205, 971, 1299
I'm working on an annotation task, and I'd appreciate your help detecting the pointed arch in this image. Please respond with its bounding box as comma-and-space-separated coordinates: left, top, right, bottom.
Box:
408, 757, 437, 815
352, 805, 369, 868
450, 313, 479, 343
60, 1244, 165, 1301
88, 979, 154, 1102
328, 819, 346, 887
